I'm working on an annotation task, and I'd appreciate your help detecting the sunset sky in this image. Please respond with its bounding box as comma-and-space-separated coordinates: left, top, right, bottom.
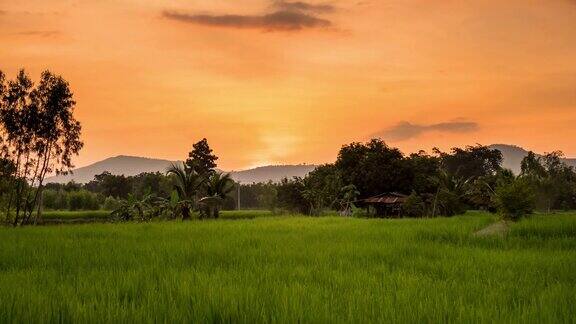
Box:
1, 0, 575, 170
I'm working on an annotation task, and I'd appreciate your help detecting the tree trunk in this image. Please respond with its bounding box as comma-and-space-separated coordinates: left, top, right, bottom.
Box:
181, 206, 191, 220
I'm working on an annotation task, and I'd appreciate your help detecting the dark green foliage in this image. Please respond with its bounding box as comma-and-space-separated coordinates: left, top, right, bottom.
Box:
85, 172, 132, 199
494, 177, 536, 221
0, 69, 83, 225
236, 182, 278, 210
335, 139, 414, 199
519, 151, 576, 211
201, 172, 235, 218
402, 191, 426, 217
186, 138, 218, 176
276, 177, 309, 214
167, 164, 205, 220
302, 164, 342, 214
435, 144, 503, 180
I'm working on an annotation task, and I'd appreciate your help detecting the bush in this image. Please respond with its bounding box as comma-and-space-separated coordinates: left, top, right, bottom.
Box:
403, 191, 426, 217
494, 178, 535, 221
102, 196, 121, 211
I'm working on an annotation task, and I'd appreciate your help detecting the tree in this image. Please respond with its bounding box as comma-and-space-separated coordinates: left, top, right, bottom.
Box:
519, 151, 576, 212
186, 138, 218, 176
494, 177, 535, 221
200, 172, 235, 218
277, 177, 308, 214
0, 69, 83, 225
338, 184, 359, 216
335, 139, 413, 199
86, 172, 132, 199
430, 170, 469, 217
403, 191, 426, 217
167, 164, 205, 220
302, 164, 342, 215
435, 144, 502, 180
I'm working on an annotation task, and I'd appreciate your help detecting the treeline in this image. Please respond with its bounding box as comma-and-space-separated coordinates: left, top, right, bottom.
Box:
39, 139, 576, 222
243, 139, 576, 219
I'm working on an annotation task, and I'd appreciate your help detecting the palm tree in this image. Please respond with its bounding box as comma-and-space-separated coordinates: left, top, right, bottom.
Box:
199, 172, 235, 219
166, 163, 205, 220
430, 170, 470, 217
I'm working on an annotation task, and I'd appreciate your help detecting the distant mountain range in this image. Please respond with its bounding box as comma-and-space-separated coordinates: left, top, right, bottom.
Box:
46, 156, 317, 184
46, 144, 575, 184
488, 144, 576, 174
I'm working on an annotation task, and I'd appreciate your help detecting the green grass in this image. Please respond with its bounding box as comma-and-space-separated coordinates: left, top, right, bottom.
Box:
42, 210, 112, 220
0, 213, 575, 323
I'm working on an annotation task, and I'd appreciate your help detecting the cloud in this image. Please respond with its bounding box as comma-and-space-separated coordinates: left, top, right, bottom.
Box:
13, 30, 61, 38
274, 1, 336, 13
375, 121, 479, 141
163, 10, 331, 31
163, 1, 336, 32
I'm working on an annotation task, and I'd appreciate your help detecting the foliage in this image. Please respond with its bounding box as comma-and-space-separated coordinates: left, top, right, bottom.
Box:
335, 139, 414, 199
494, 177, 536, 221
166, 163, 205, 220
402, 191, 426, 217
186, 138, 218, 176
111, 192, 158, 222
519, 151, 576, 212
435, 144, 503, 180
277, 177, 309, 214
0, 69, 83, 225
200, 172, 235, 218
430, 170, 469, 217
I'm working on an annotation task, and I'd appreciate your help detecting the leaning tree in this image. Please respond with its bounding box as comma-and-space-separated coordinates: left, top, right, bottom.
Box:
0, 69, 83, 225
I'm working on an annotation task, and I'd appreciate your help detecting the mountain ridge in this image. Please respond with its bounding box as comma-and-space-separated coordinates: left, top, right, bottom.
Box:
46, 156, 318, 184
47, 144, 576, 184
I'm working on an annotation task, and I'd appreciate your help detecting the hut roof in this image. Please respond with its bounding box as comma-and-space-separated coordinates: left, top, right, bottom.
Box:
360, 192, 408, 204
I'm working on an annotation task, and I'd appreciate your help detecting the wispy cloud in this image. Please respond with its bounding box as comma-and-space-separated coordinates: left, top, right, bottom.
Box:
13, 30, 61, 38
273, 1, 336, 13
374, 121, 479, 141
163, 0, 335, 32
163, 10, 331, 31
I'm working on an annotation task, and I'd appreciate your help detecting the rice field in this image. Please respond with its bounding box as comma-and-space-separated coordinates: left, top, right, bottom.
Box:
0, 212, 575, 323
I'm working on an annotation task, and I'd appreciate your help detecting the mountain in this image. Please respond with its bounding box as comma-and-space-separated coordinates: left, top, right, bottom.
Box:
489, 144, 576, 174
229, 165, 317, 184
46, 155, 317, 184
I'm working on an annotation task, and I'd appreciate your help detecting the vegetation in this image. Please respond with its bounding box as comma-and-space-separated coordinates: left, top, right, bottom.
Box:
0, 212, 575, 322
0, 69, 83, 225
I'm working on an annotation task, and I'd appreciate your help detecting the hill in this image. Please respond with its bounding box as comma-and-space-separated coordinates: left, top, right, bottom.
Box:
489, 144, 576, 174
46, 156, 317, 184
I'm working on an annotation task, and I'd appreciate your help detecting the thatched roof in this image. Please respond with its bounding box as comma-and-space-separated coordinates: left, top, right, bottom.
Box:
360, 192, 408, 205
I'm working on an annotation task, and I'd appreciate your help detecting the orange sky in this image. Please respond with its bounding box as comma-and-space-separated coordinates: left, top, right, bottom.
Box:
1, 0, 575, 170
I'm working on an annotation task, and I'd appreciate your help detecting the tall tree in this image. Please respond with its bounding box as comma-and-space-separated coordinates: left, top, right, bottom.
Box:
200, 172, 235, 218
186, 138, 218, 176
166, 164, 205, 220
0, 69, 83, 225
335, 139, 413, 198
435, 144, 502, 180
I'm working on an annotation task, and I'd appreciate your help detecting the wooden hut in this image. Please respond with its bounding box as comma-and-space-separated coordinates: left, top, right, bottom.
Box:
358, 192, 408, 217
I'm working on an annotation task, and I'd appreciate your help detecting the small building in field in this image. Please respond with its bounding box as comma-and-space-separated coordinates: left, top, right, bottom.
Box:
357, 192, 408, 217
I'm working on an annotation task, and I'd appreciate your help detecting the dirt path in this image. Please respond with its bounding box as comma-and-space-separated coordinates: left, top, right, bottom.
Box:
474, 220, 510, 238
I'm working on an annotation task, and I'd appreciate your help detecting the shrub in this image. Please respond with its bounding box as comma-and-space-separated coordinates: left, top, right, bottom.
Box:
494, 178, 536, 221
403, 191, 426, 217
102, 196, 121, 211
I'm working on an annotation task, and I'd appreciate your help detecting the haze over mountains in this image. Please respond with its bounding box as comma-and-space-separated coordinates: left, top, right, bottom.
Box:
488, 144, 576, 174
46, 156, 317, 184
46, 144, 576, 184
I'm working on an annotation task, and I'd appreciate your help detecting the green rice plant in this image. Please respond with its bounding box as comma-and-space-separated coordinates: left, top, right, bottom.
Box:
0, 212, 574, 323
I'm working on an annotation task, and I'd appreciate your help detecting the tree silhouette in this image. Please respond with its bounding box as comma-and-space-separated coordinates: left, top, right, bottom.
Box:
0, 69, 83, 225
186, 138, 218, 176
